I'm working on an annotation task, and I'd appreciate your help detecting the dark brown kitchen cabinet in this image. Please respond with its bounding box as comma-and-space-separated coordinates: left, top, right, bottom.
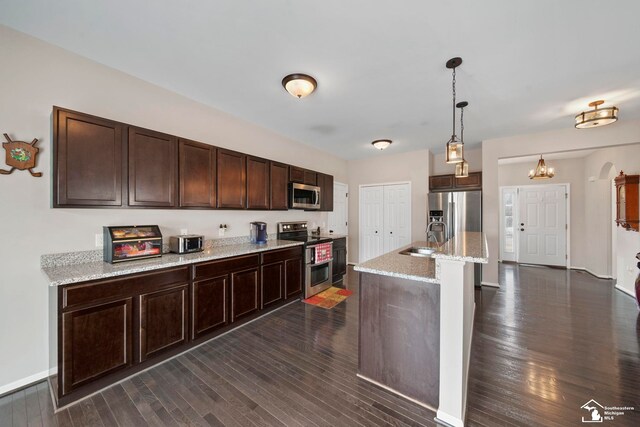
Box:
285, 257, 303, 298
261, 262, 284, 308
61, 298, 133, 395
318, 173, 334, 211
192, 276, 228, 339
53, 107, 125, 207
128, 127, 178, 207
138, 284, 189, 362
217, 148, 246, 209
429, 171, 482, 192
270, 162, 289, 210
231, 268, 260, 322
179, 139, 216, 208
304, 169, 318, 186
289, 166, 305, 183
246, 156, 270, 209
332, 237, 347, 283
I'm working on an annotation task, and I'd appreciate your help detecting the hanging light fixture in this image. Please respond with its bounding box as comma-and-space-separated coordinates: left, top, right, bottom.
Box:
371, 139, 392, 150
528, 155, 555, 180
282, 73, 317, 98
575, 100, 618, 129
445, 57, 464, 164
455, 101, 469, 178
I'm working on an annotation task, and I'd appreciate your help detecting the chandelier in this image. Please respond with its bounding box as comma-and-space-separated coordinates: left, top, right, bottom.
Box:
528, 155, 555, 180
445, 57, 464, 164
575, 100, 618, 129
455, 101, 469, 178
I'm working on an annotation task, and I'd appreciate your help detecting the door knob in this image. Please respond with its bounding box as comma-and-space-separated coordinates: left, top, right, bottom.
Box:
375, 231, 378, 234
520, 228, 525, 231
390, 232, 393, 234
520, 223, 524, 226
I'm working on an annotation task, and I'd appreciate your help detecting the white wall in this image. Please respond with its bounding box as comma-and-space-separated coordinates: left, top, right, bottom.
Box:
430, 147, 482, 176
347, 149, 429, 263
482, 120, 640, 286
498, 158, 587, 270
0, 25, 348, 392
582, 144, 640, 294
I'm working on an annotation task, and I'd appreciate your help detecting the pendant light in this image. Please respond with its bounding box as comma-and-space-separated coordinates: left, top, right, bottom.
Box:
282, 73, 317, 98
455, 101, 469, 178
445, 57, 464, 164
528, 155, 555, 180
575, 100, 618, 129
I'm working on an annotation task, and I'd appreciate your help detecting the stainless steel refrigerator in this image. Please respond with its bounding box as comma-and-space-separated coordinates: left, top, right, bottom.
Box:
428, 190, 482, 286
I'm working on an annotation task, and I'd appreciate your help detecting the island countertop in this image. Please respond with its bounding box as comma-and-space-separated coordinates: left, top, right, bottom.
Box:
42, 239, 303, 287
354, 231, 488, 283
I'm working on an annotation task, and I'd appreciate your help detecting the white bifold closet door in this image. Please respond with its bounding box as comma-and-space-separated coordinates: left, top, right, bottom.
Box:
360, 183, 411, 262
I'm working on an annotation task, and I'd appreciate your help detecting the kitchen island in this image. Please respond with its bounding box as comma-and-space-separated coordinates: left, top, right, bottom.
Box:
354, 231, 488, 427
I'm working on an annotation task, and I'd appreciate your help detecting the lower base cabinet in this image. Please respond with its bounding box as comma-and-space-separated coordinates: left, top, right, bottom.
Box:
55, 246, 303, 406
332, 237, 347, 283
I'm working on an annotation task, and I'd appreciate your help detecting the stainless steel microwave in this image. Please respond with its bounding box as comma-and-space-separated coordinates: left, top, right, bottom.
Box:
289, 182, 321, 210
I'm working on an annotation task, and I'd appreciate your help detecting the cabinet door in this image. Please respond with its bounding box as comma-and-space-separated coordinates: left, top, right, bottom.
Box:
179, 139, 216, 208
139, 284, 188, 362
454, 171, 482, 190
261, 262, 284, 308
128, 127, 178, 207
246, 156, 270, 209
53, 108, 124, 207
319, 173, 334, 211
270, 162, 289, 210
304, 170, 318, 186
429, 175, 454, 192
333, 246, 347, 279
230, 268, 260, 322
290, 166, 305, 183
217, 149, 246, 209
284, 257, 303, 299
192, 276, 228, 339
61, 298, 133, 395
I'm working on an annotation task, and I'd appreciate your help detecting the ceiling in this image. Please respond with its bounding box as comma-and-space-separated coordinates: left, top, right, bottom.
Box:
2, 0, 640, 160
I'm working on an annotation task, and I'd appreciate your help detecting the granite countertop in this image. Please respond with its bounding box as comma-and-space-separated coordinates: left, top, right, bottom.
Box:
42, 240, 303, 287
354, 232, 488, 283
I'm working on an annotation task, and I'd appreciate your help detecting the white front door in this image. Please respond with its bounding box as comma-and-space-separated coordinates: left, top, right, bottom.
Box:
383, 184, 411, 252
518, 185, 567, 267
328, 182, 348, 235
360, 186, 384, 262
500, 187, 517, 262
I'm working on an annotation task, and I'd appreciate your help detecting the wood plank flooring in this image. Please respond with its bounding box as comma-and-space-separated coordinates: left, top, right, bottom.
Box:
1, 263, 639, 426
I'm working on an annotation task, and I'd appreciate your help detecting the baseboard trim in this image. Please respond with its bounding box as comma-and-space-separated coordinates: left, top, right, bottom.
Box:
481, 281, 499, 288
356, 373, 437, 413
570, 266, 613, 280
615, 284, 636, 299
0, 370, 50, 397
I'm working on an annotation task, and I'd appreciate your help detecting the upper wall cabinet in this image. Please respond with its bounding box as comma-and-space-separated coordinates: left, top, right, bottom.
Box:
246, 156, 270, 210
217, 149, 246, 209
304, 169, 318, 186
179, 139, 216, 208
128, 127, 178, 207
269, 162, 289, 210
53, 108, 125, 207
429, 172, 482, 192
318, 173, 334, 211
289, 166, 305, 183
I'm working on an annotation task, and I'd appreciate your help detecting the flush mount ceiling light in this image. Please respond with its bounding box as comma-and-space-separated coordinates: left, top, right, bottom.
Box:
445, 57, 464, 164
528, 155, 555, 180
575, 100, 618, 129
455, 101, 469, 178
371, 139, 392, 150
282, 73, 317, 98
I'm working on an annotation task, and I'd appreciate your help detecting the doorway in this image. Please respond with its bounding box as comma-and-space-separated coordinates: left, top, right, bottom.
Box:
359, 182, 411, 262
500, 184, 569, 267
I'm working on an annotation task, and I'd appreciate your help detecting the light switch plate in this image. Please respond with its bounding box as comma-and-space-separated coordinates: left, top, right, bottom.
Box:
95, 233, 103, 248
218, 228, 225, 237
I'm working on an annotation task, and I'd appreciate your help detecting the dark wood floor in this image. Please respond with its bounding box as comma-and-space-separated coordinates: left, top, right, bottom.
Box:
1, 264, 639, 426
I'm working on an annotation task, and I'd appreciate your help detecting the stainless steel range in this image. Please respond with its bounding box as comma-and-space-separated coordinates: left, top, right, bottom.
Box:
277, 221, 333, 298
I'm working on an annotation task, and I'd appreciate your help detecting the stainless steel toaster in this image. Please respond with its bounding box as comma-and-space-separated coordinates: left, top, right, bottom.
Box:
169, 234, 204, 254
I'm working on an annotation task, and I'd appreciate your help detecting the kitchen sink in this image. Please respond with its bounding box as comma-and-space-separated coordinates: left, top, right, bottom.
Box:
399, 247, 437, 258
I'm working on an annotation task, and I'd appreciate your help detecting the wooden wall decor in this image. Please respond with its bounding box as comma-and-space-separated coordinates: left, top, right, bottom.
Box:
0, 133, 42, 177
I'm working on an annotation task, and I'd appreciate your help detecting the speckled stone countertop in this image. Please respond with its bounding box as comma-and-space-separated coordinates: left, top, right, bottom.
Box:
42, 240, 303, 287
354, 232, 488, 283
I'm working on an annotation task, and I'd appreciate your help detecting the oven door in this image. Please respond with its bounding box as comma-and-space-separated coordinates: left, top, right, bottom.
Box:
306, 260, 333, 298
289, 183, 321, 210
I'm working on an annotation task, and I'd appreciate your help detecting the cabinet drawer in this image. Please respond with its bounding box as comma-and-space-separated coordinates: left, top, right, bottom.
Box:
261, 246, 303, 264
62, 267, 189, 310
194, 254, 260, 281
332, 237, 346, 249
